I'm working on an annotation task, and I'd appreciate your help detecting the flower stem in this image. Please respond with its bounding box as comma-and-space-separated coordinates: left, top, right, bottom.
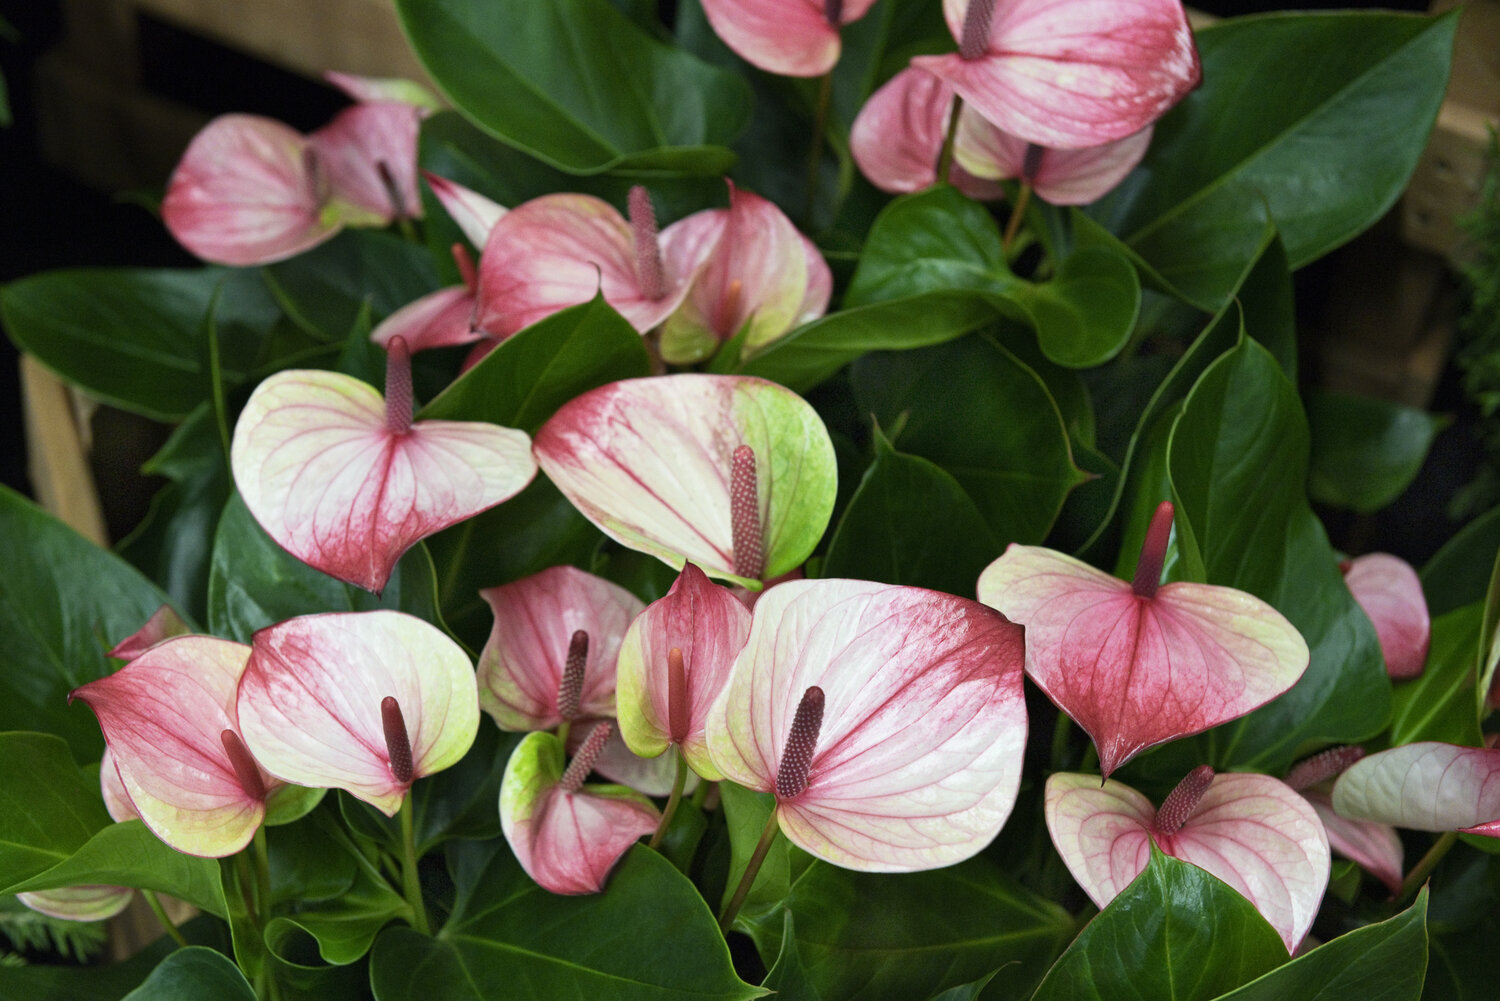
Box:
1002, 182, 1033, 251
143, 889, 188, 948
933, 96, 965, 188
398, 793, 431, 935
1398, 831, 1457, 903
252, 826, 272, 921
719, 808, 780, 934
802, 73, 834, 227
649, 749, 690, 850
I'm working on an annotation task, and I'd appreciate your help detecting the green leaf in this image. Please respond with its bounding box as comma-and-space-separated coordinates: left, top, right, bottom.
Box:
265, 858, 407, 966
822, 430, 1003, 595
0, 733, 110, 887
0, 917, 221, 1001
1390, 604, 1484, 746
759, 914, 825, 1001
1165, 339, 1389, 771
772, 856, 1073, 1001
368, 842, 764, 1000
1209, 890, 1427, 1001
1307, 391, 1446, 513
261, 230, 439, 345
1031, 848, 1288, 1001
1090, 12, 1458, 309
419, 295, 651, 432
206, 493, 444, 644
851, 335, 1086, 546
1, 267, 282, 421
718, 784, 797, 935
394, 0, 751, 175
0, 487, 181, 759
120, 946, 256, 1001
1422, 505, 1500, 616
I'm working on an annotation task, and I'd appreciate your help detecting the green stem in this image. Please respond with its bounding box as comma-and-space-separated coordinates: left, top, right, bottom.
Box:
143, 889, 188, 948
252, 826, 272, 920
1002, 181, 1033, 251
1049, 713, 1073, 773
399, 793, 431, 935
801, 73, 834, 226
933, 96, 965, 188
649, 749, 689, 850
556, 720, 572, 753
397, 217, 419, 244
1398, 831, 1458, 902
719, 808, 780, 934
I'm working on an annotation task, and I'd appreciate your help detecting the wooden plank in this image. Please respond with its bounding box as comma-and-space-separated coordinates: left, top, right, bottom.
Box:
1403, 101, 1497, 260
19, 356, 108, 546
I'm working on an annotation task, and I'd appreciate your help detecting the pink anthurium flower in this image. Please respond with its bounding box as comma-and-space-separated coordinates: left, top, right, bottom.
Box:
70, 636, 287, 858
370, 242, 485, 354
1284, 746, 1403, 895
977, 501, 1309, 776
913, 0, 1200, 150
424, 171, 508, 249
230, 337, 536, 593
474, 187, 711, 338
1046, 768, 1330, 952
657, 184, 832, 364
306, 101, 425, 227
1341, 553, 1430, 680
109, 604, 191, 661
324, 70, 442, 112
1332, 742, 1500, 838
954, 116, 1155, 206
236, 611, 480, 817
616, 563, 752, 781
501, 722, 660, 895
533, 374, 838, 589
705, 578, 1029, 872
698, 0, 880, 77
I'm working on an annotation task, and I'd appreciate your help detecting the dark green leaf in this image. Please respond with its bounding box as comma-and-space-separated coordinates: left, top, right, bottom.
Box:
0, 917, 222, 1001
265, 859, 407, 966
1031, 848, 1287, 1001
1389, 604, 1483, 746
759, 914, 824, 1001
1090, 12, 1457, 309
120, 946, 256, 1001
419, 296, 651, 432
0, 733, 109, 887
395, 0, 751, 175
1, 267, 282, 420
1308, 391, 1446, 513
1422, 505, 1500, 616
0, 487, 181, 759
205, 493, 444, 644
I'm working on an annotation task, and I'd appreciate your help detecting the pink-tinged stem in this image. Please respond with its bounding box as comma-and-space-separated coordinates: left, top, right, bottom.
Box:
776, 686, 825, 801
667, 646, 689, 744
628, 186, 667, 301
959, 0, 997, 60
1284, 745, 1366, 791
1021, 144, 1046, 184
1133, 501, 1176, 599
557, 630, 589, 722
220, 729, 266, 802
824, 0, 843, 25
933, 97, 965, 191
397, 791, 430, 935
452, 243, 478, 291
1155, 765, 1215, 835
382, 696, 414, 785
560, 722, 612, 794
730, 445, 766, 581
385, 336, 415, 435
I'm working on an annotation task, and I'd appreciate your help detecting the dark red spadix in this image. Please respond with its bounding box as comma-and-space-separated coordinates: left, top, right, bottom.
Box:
1132, 500, 1174, 599
628, 186, 666, 302
776, 686, 825, 801
730, 444, 765, 581
384, 335, 414, 435
1285, 745, 1366, 792
560, 721, 613, 794
557, 629, 589, 722
1154, 765, 1214, 835
959, 0, 997, 61
667, 646, 690, 745
382, 695, 414, 785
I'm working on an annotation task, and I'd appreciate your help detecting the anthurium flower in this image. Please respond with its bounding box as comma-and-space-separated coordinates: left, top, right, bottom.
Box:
616, 563, 752, 780
533, 374, 837, 588
704, 578, 1028, 871
109, 604, 191, 661
501, 722, 660, 895
370, 242, 484, 354
324, 70, 442, 112
657, 184, 832, 364
977, 501, 1309, 776
1284, 746, 1403, 894
424, 171, 508, 248
1341, 553, 1430, 680
954, 117, 1155, 206
913, 0, 1200, 150
699, 0, 879, 77
70, 636, 285, 857
230, 337, 536, 593
236, 611, 479, 817
476, 565, 645, 733
1046, 768, 1330, 952
1332, 742, 1500, 837
474, 187, 710, 338
306, 101, 425, 226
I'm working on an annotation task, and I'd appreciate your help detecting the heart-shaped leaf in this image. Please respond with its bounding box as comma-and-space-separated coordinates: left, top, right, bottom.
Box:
120, 947, 256, 1001
1307, 391, 1446, 514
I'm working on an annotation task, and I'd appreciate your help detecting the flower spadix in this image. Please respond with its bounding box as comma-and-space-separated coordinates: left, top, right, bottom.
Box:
1332, 742, 1500, 838
978, 501, 1309, 776
1046, 768, 1330, 952
616, 563, 752, 780
704, 579, 1028, 871
1342, 553, 1430, 680
237, 611, 479, 817
70, 636, 283, 857
913, 0, 1200, 150
534, 374, 837, 588
231, 337, 536, 592
699, 0, 880, 77
501, 722, 660, 895
1285, 746, 1403, 894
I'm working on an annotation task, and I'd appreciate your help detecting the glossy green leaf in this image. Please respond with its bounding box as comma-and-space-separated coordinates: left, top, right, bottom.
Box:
265, 857, 408, 966
0, 732, 109, 887
759, 914, 824, 1001
206, 493, 444, 643
1090, 12, 1457, 309
394, 0, 751, 175
1032, 848, 1287, 1001
369, 842, 764, 1000
1210, 890, 1427, 1001
1308, 391, 1446, 513
262, 230, 440, 345
851, 335, 1087, 546
1422, 505, 1500, 616
0, 267, 281, 420
822, 430, 1003, 595
0, 487, 181, 759
1166, 339, 1389, 771
419, 295, 651, 433
1390, 604, 1484, 746
119, 946, 256, 1001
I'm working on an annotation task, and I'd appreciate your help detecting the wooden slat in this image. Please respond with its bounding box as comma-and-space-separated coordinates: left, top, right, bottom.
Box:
19, 356, 107, 546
